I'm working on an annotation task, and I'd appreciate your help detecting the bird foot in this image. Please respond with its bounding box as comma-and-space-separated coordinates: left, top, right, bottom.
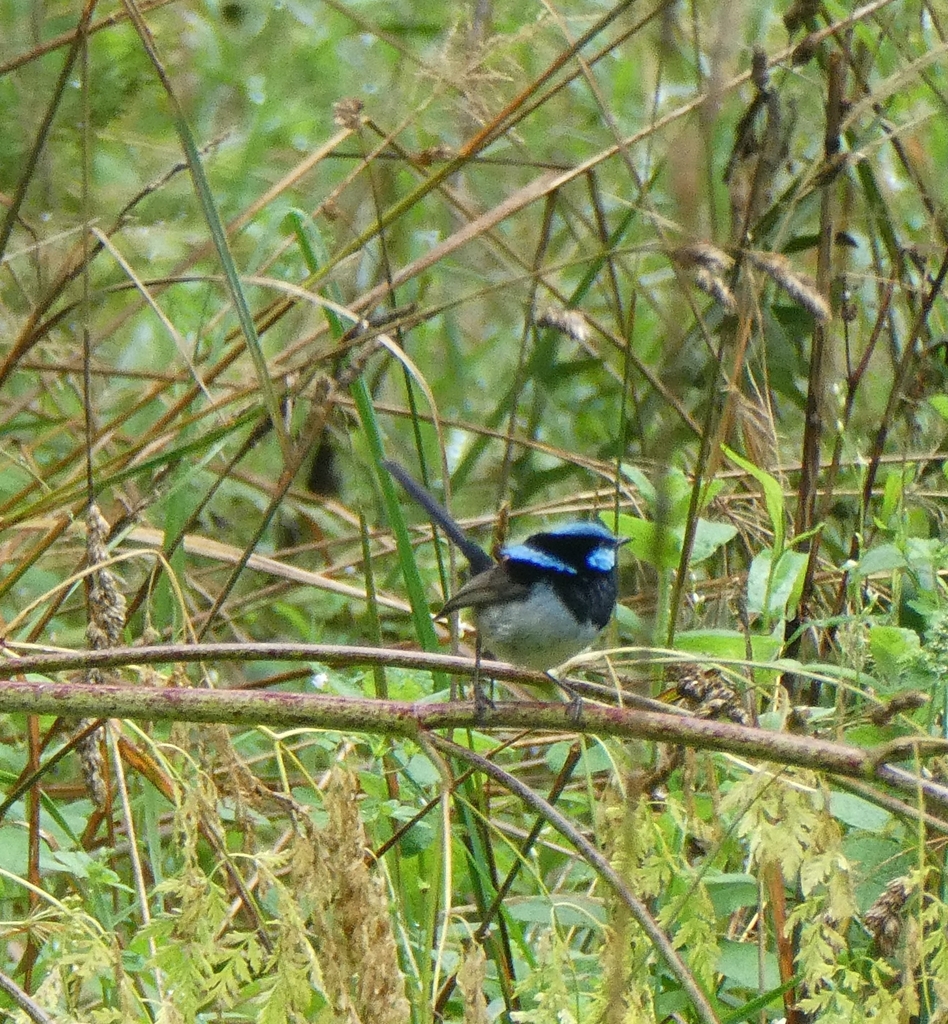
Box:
545, 670, 583, 723
473, 679, 495, 723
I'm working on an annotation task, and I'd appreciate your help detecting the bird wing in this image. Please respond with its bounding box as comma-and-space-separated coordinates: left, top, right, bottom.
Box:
437, 566, 530, 617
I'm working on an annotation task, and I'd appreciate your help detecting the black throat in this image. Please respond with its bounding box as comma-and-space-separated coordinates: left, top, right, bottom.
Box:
506, 559, 618, 629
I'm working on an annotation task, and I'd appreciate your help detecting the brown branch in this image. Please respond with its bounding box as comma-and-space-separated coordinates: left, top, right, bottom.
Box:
0, 644, 945, 805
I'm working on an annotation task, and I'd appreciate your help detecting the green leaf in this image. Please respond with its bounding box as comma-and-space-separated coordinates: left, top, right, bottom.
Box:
620, 463, 656, 505
868, 624, 921, 678
545, 740, 613, 777
724, 446, 786, 555
930, 394, 948, 421
675, 628, 783, 667
854, 543, 908, 578
396, 820, 435, 858
658, 466, 695, 526
879, 469, 904, 525
284, 208, 347, 335
617, 514, 735, 570
717, 938, 781, 991
691, 518, 739, 563
705, 873, 760, 916
404, 753, 442, 787
505, 895, 607, 927
617, 514, 680, 571
746, 548, 808, 620
48, 850, 128, 890
828, 791, 893, 832
136, 42, 291, 463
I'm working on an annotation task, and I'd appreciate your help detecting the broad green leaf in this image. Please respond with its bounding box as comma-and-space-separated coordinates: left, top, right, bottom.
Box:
746, 548, 808, 620
845, 836, 914, 911
48, 851, 126, 888
691, 518, 739, 563
717, 939, 781, 991
618, 514, 679, 571
620, 463, 656, 504
907, 537, 940, 581
828, 791, 892, 832
879, 468, 904, 524
675, 628, 783, 666
905, 507, 931, 539
746, 548, 775, 618
395, 820, 435, 858
854, 543, 908, 578
705, 873, 759, 916
659, 466, 696, 525
505, 895, 607, 927
546, 740, 612, 775
404, 753, 442, 788
618, 514, 735, 570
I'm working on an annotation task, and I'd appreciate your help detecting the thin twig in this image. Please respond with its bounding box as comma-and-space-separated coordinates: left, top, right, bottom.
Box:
428, 733, 721, 1024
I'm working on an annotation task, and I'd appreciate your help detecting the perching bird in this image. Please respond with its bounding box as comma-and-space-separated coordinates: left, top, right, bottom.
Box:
383, 460, 625, 703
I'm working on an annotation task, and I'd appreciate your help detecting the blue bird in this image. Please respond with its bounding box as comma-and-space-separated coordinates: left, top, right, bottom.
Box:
383, 461, 626, 699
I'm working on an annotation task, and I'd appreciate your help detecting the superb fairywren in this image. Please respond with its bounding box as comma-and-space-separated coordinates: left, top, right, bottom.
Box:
383, 461, 626, 684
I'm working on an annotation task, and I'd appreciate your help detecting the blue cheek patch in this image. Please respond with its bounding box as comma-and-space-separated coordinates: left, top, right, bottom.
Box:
504, 544, 578, 575
587, 545, 617, 571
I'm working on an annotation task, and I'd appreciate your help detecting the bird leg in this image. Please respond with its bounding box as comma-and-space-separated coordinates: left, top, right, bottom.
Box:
472, 636, 494, 720
545, 670, 584, 723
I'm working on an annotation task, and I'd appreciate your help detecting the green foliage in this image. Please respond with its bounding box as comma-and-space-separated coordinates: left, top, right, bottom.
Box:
3, 0, 948, 1021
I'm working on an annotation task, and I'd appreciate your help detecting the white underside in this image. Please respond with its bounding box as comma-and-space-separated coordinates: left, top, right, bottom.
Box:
474, 581, 600, 670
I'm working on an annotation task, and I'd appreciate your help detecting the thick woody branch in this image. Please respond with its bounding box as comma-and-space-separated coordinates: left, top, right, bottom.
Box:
0, 642, 945, 815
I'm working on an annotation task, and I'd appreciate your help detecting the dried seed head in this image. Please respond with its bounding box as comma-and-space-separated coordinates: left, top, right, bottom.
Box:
745, 250, 831, 320
692, 266, 737, 312
535, 306, 590, 343
791, 33, 820, 65
82, 504, 126, 808
77, 728, 107, 810
416, 144, 455, 166
669, 244, 737, 311
86, 504, 127, 652
291, 769, 410, 1023
670, 241, 735, 276
456, 942, 489, 1024
670, 663, 750, 724
86, 503, 110, 565
333, 97, 365, 129
784, 0, 821, 34
869, 691, 929, 725
864, 876, 912, 956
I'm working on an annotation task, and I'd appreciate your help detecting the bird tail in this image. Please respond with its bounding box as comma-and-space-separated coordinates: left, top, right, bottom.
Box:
382, 460, 493, 574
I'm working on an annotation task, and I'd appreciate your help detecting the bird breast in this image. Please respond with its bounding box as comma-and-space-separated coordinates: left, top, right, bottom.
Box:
473, 581, 603, 670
